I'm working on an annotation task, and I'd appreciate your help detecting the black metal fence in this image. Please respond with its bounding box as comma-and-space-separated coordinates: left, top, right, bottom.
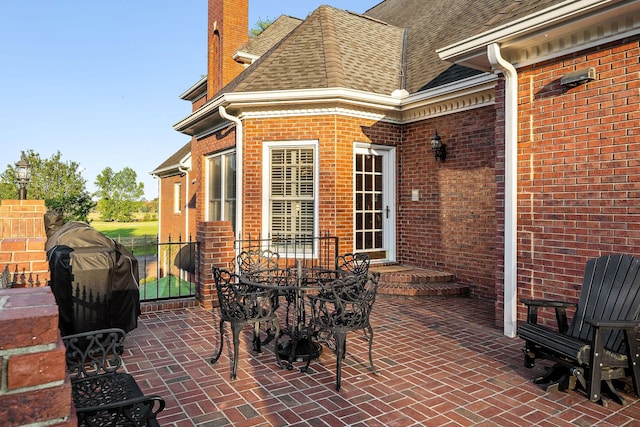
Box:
119, 234, 199, 301
0, 264, 44, 288
234, 233, 340, 271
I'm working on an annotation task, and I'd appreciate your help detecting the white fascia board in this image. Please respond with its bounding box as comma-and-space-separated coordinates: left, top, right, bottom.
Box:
150, 152, 192, 177
173, 93, 226, 132
179, 76, 207, 100
401, 73, 497, 109
173, 88, 401, 133
233, 50, 260, 64
223, 88, 401, 110
437, 0, 616, 62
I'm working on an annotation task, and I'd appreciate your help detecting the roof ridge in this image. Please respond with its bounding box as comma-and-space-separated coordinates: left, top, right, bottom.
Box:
319, 6, 346, 88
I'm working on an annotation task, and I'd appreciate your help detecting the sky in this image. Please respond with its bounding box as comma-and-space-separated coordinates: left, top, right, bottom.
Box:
0, 1, 381, 200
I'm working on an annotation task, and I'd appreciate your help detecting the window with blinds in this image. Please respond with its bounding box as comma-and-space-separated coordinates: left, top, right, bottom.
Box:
269, 147, 315, 243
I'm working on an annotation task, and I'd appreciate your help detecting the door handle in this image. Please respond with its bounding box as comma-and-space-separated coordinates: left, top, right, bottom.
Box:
386, 205, 389, 219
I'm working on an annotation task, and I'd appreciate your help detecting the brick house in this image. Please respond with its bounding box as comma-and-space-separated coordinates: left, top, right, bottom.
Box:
153, 0, 640, 336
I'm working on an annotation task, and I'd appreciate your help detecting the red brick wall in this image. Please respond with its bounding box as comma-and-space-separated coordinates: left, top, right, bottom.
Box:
0, 200, 49, 286
158, 173, 196, 242
191, 123, 237, 225
399, 107, 497, 298
242, 115, 398, 253
506, 36, 640, 325
0, 287, 75, 426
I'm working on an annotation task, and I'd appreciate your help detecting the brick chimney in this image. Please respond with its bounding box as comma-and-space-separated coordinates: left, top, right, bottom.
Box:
208, 0, 249, 97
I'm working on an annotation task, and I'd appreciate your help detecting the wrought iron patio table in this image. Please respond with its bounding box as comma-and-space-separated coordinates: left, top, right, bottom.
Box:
241, 262, 347, 370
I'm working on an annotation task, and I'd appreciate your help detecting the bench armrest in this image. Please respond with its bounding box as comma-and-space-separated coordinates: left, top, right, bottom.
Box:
520, 299, 577, 308
520, 299, 577, 333
584, 318, 640, 328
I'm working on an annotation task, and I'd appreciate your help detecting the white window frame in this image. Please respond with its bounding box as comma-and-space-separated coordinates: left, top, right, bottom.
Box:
262, 140, 319, 247
205, 149, 236, 227
173, 182, 182, 214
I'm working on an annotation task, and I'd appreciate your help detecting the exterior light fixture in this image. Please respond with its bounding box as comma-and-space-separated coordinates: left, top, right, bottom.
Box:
431, 131, 446, 162
15, 152, 31, 200
560, 67, 596, 88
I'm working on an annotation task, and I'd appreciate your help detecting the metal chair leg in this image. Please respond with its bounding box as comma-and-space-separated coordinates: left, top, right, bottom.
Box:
366, 325, 378, 375
210, 319, 225, 364
334, 331, 347, 391
230, 322, 243, 380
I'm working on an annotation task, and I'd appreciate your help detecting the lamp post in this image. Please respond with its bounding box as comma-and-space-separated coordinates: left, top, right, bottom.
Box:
15, 152, 31, 200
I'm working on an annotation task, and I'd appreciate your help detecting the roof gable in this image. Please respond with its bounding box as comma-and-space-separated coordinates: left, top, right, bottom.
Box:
151, 142, 191, 176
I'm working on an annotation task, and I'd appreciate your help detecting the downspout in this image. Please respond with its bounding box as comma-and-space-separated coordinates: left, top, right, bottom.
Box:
178, 166, 189, 241
218, 106, 243, 241
487, 43, 518, 338
156, 177, 161, 240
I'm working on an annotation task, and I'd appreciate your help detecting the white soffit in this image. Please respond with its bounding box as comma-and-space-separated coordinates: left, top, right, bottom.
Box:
438, 0, 640, 70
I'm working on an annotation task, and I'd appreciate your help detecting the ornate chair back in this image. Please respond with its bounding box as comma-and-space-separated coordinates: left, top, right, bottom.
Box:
336, 253, 370, 276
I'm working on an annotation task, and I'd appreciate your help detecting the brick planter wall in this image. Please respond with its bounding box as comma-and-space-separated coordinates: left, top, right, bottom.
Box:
0, 200, 49, 287
0, 287, 75, 426
196, 221, 236, 309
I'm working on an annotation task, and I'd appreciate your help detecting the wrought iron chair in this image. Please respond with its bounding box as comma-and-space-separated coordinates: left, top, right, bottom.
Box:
336, 252, 370, 276
210, 267, 280, 379
305, 272, 380, 391
236, 249, 281, 344
62, 328, 165, 426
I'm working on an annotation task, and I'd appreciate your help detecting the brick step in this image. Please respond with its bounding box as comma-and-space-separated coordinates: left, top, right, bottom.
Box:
371, 264, 469, 297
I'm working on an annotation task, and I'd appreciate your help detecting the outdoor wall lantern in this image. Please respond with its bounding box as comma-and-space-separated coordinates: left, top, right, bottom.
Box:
14, 152, 31, 200
431, 130, 446, 162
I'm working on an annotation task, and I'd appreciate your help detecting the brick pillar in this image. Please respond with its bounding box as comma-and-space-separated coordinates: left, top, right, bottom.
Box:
0, 200, 49, 287
197, 221, 235, 309
0, 287, 76, 426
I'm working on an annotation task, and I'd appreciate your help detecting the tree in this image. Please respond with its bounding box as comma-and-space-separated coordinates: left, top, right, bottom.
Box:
0, 150, 95, 222
249, 17, 274, 37
94, 167, 145, 222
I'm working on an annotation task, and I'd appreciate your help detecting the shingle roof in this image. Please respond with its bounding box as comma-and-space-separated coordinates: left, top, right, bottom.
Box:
365, 0, 568, 93
222, 6, 405, 96
151, 142, 191, 176
241, 15, 302, 58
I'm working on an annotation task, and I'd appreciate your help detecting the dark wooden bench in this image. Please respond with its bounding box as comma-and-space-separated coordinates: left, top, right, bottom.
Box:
518, 254, 640, 406
62, 328, 165, 426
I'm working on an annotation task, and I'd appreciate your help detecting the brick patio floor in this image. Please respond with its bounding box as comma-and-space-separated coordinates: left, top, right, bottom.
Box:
123, 295, 640, 426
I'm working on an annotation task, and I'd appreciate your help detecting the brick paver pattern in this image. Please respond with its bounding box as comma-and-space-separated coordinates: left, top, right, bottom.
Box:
123, 296, 640, 426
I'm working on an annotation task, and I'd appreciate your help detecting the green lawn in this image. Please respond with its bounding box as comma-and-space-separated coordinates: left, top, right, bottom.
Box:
92, 221, 158, 256
139, 275, 195, 300
92, 221, 158, 238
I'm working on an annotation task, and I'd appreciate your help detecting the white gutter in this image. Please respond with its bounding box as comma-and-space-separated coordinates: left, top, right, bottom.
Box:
487, 43, 518, 338
218, 106, 243, 240
173, 88, 403, 134
437, 0, 618, 62
156, 177, 162, 242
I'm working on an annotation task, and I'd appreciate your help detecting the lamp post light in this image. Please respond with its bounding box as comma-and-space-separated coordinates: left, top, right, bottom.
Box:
15, 152, 31, 200
431, 130, 447, 162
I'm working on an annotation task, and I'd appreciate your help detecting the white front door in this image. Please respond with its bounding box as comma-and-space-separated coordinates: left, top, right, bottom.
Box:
354, 144, 396, 262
